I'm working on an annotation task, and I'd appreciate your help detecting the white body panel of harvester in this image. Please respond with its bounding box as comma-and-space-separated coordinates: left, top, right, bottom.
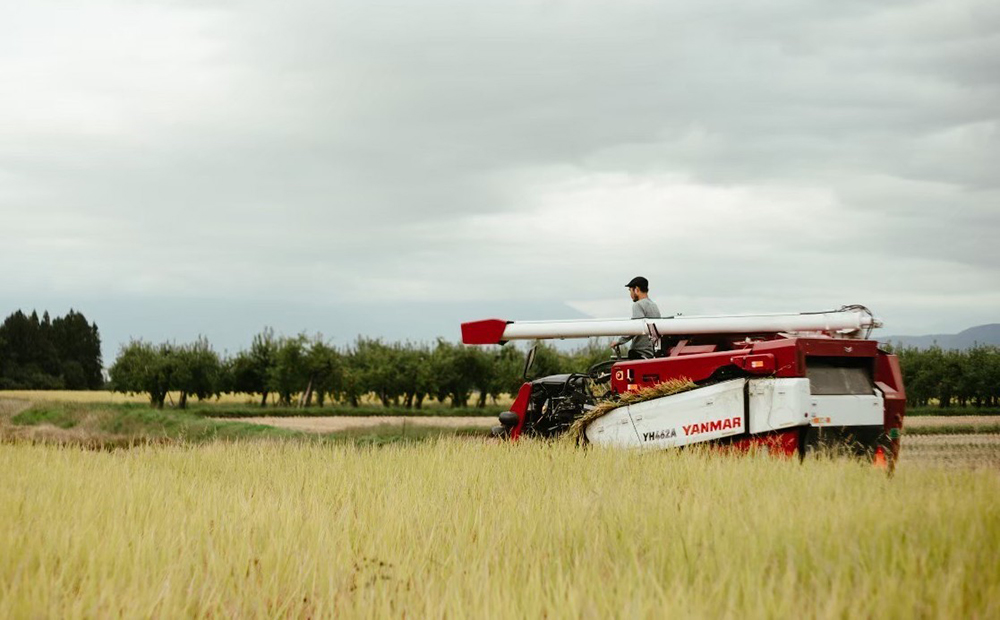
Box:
585, 378, 887, 450
749, 379, 811, 434
809, 393, 884, 427
586, 379, 746, 449
584, 407, 645, 448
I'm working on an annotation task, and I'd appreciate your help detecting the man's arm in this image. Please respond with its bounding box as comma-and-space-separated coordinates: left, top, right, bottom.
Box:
611, 303, 646, 348
611, 334, 635, 348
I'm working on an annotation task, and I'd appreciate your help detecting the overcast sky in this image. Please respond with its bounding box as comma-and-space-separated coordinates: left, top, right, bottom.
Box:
2, 0, 998, 358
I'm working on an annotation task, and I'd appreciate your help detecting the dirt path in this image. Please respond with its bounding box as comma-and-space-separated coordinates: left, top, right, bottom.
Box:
220, 416, 496, 433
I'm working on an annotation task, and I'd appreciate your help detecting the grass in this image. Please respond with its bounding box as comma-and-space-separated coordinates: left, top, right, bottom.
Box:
10, 406, 80, 429
0, 440, 997, 617
4, 401, 490, 449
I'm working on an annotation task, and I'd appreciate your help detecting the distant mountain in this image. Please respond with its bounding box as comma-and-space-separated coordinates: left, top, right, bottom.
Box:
880, 324, 1000, 350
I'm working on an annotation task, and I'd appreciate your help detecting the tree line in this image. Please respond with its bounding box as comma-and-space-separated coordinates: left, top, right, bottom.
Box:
5, 307, 995, 411
109, 329, 611, 409
894, 345, 1000, 408
109, 334, 1000, 410
0, 310, 103, 390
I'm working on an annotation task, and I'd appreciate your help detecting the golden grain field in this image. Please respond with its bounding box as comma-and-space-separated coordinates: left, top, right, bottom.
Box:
2, 439, 998, 618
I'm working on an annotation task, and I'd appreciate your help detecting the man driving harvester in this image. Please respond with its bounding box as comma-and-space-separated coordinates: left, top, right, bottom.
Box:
611, 276, 661, 359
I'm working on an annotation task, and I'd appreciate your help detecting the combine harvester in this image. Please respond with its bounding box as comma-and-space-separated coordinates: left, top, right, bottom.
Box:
462, 305, 905, 468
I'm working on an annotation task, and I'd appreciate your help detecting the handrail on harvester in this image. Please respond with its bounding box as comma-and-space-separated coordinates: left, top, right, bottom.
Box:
461, 306, 881, 345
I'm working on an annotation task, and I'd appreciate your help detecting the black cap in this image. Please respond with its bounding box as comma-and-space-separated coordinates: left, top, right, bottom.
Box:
625, 276, 648, 291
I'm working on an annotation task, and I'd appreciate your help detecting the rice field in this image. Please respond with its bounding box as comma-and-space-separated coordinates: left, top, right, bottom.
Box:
2, 439, 998, 618
901, 434, 1000, 469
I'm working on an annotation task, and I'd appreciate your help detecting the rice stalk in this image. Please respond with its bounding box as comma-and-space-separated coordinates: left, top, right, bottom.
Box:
565, 377, 696, 445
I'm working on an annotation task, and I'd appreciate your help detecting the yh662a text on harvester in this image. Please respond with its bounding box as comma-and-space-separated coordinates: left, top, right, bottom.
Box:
462, 305, 905, 468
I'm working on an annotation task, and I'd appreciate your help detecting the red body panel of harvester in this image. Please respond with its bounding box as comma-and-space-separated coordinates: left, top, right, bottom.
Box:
495, 333, 903, 461
603, 336, 904, 459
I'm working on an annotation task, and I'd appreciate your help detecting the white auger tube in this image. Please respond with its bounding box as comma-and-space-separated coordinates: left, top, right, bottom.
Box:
461, 306, 880, 344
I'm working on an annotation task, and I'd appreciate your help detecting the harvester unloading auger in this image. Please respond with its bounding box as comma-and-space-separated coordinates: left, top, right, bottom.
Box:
462, 305, 906, 468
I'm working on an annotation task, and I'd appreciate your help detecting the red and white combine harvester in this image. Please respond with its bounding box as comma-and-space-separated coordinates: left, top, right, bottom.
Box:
462, 305, 905, 467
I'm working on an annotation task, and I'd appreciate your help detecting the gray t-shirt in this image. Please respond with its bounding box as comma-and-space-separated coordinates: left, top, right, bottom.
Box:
620, 298, 661, 356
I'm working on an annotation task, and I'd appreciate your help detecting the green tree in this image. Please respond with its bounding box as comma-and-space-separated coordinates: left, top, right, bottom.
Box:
0, 310, 62, 389
491, 345, 527, 401
338, 346, 366, 407
225, 328, 278, 406
467, 346, 497, 408
429, 340, 487, 408
109, 340, 171, 407
172, 337, 222, 409
897, 346, 937, 407
395, 343, 434, 409
50, 309, 103, 389
303, 337, 343, 407
268, 335, 309, 406
986, 346, 1000, 407
528, 341, 564, 379
0, 309, 103, 390
352, 338, 407, 407
936, 348, 962, 408
965, 345, 992, 408
563, 338, 613, 374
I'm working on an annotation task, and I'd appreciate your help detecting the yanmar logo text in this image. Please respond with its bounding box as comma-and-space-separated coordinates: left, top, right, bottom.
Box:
682, 417, 742, 436
642, 428, 677, 442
